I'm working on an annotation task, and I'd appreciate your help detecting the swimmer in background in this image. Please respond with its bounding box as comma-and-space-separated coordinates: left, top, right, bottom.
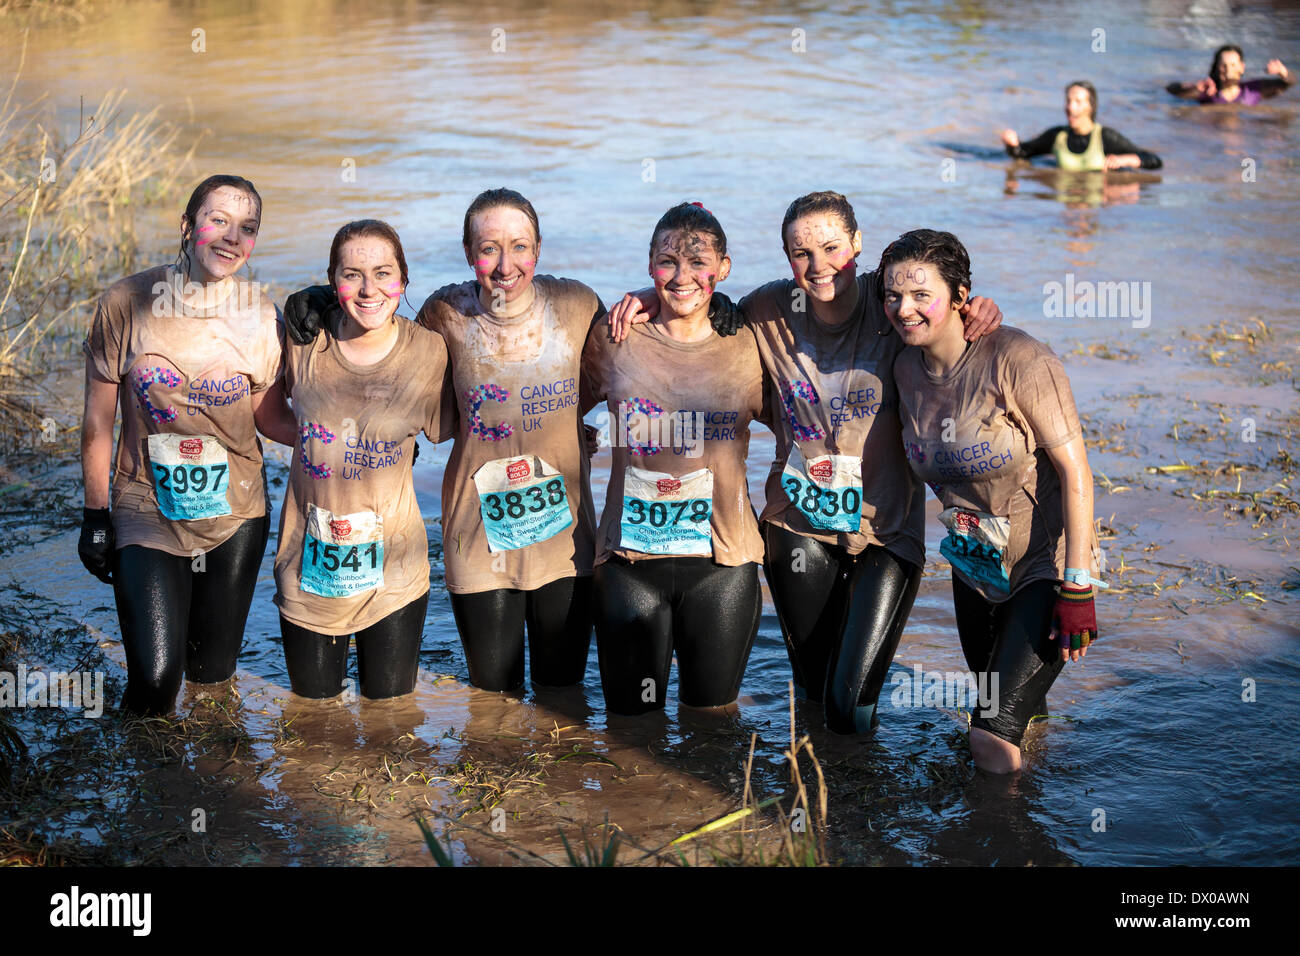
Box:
1166, 45, 1293, 105
1001, 81, 1162, 171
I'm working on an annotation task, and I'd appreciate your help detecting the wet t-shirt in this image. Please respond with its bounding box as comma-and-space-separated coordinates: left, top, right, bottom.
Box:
82, 265, 281, 556
581, 319, 768, 567
274, 317, 450, 636
894, 326, 1096, 602
743, 272, 925, 566
417, 276, 604, 594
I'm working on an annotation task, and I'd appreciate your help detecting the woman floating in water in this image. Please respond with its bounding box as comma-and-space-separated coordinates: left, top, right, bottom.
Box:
1166, 45, 1293, 105
1001, 81, 1162, 171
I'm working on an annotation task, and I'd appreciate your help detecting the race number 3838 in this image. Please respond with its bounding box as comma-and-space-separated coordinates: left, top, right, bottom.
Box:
146, 433, 232, 521
781, 450, 862, 533
472, 455, 572, 553
300, 505, 384, 598
938, 506, 1011, 595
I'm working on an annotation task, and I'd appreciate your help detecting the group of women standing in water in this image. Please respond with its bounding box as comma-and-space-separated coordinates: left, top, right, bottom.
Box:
79, 170, 1102, 773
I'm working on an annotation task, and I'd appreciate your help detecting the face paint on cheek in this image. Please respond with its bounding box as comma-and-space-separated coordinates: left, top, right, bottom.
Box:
336, 285, 355, 303
383, 282, 402, 297
838, 256, 857, 273
925, 300, 939, 317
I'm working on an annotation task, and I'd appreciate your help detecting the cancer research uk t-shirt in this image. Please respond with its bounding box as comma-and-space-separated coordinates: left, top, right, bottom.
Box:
581, 318, 768, 567
274, 317, 450, 636
82, 265, 281, 556
894, 327, 1098, 603
743, 272, 925, 566
417, 276, 605, 595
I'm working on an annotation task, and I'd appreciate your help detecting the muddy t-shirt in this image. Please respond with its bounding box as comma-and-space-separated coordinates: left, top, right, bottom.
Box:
417, 276, 604, 594
82, 265, 281, 556
894, 326, 1096, 602
581, 319, 767, 567
743, 272, 925, 566
274, 317, 450, 636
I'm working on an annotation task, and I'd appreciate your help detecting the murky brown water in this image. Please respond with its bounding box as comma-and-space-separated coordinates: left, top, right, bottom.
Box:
3, 0, 1298, 865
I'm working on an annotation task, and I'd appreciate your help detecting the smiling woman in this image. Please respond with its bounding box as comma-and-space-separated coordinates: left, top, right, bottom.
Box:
582, 202, 768, 716
881, 228, 1102, 775
260, 220, 454, 702
78, 174, 283, 716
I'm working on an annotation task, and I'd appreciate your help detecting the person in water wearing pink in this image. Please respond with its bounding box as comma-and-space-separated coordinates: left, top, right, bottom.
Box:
1167, 45, 1293, 105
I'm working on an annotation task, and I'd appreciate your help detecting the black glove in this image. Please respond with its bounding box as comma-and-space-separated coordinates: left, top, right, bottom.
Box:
283, 285, 337, 345
708, 291, 744, 336
78, 508, 114, 584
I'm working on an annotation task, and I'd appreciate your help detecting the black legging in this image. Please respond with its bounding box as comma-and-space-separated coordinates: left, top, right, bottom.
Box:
113, 515, 269, 716
763, 523, 921, 734
449, 575, 592, 692
593, 556, 760, 715
952, 576, 1063, 746
279, 592, 429, 700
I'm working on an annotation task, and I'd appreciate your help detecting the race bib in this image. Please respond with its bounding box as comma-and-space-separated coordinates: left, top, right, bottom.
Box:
300, 505, 384, 598
620, 466, 713, 556
146, 433, 232, 521
938, 506, 1011, 596
780, 448, 862, 533
472, 455, 571, 553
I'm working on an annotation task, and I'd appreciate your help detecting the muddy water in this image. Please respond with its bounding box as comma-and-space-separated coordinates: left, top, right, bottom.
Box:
4, 0, 1299, 865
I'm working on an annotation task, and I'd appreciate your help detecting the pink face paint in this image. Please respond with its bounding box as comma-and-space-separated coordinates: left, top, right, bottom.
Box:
838, 256, 856, 272
384, 282, 402, 297
925, 300, 939, 317
336, 284, 355, 303
653, 267, 673, 281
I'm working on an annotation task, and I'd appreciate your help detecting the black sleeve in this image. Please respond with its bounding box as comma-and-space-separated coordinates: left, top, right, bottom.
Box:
1101, 127, 1162, 170
1006, 126, 1063, 160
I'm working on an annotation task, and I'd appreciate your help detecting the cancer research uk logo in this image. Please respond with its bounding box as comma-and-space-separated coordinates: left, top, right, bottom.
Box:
1042, 273, 1152, 329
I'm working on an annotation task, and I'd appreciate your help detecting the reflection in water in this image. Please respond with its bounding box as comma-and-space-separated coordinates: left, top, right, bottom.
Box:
1004, 167, 1153, 210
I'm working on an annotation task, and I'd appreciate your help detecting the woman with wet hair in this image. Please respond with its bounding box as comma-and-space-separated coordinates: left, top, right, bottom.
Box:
880, 228, 1102, 773
607, 191, 1002, 734
1002, 81, 1162, 170
79, 174, 283, 715
260, 220, 451, 700
284, 188, 606, 694
583, 202, 766, 715
1166, 45, 1293, 104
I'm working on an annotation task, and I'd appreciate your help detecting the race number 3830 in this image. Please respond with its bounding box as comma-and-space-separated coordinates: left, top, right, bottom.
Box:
781, 451, 862, 533
146, 433, 232, 521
